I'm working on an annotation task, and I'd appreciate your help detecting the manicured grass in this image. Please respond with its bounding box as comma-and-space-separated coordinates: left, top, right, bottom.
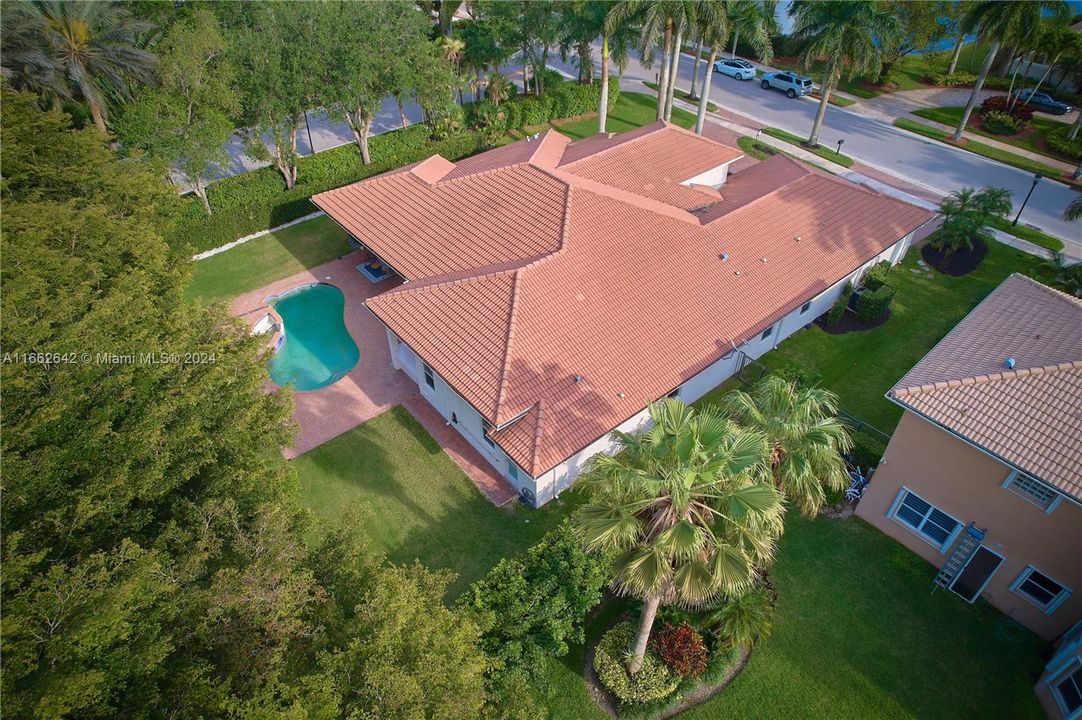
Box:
737, 135, 836, 174
294, 405, 572, 597
644, 81, 718, 112
186, 214, 350, 305
697, 240, 1048, 433
892, 117, 1069, 179
913, 105, 1076, 164
552, 91, 696, 140
988, 216, 1065, 253
763, 127, 855, 168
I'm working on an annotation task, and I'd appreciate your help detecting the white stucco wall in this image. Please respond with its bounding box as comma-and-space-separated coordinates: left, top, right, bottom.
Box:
682, 160, 735, 189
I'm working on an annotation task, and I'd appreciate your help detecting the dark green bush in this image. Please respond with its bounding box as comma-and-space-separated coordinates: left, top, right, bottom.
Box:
862, 260, 892, 291
1047, 125, 1082, 161
854, 283, 896, 322
593, 622, 680, 706
824, 282, 853, 327
929, 71, 976, 87
980, 110, 1025, 135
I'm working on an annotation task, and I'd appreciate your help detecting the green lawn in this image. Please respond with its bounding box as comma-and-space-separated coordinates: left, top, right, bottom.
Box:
552, 91, 696, 140
644, 81, 718, 112
988, 216, 1065, 253
763, 127, 855, 168
697, 239, 1048, 433
893, 117, 1069, 180
912, 105, 1075, 164
293, 405, 571, 597
186, 214, 350, 305
534, 515, 1045, 720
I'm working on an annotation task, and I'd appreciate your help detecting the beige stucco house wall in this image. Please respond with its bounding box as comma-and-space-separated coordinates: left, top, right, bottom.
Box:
857, 411, 1082, 641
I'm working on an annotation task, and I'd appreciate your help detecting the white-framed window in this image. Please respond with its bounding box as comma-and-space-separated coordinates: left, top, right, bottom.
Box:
1011, 566, 1072, 614
1053, 661, 1082, 717
761, 325, 774, 341
1002, 470, 1060, 512
799, 300, 812, 315
888, 488, 962, 551
508, 462, 519, 483
422, 363, 435, 390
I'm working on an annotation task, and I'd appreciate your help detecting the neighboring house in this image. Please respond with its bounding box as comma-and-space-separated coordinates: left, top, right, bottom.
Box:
856, 274, 1082, 648
313, 120, 935, 506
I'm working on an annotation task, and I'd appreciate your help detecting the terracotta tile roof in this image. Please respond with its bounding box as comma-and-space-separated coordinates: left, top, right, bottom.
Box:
890, 274, 1082, 500
327, 123, 934, 476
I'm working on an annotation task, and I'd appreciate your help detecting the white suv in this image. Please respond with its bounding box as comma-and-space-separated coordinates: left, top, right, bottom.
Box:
760, 71, 814, 98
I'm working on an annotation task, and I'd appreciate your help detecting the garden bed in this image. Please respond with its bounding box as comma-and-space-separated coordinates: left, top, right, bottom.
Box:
922, 236, 989, 277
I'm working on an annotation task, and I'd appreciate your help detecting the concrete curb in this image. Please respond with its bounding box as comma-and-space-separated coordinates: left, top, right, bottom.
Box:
191, 210, 325, 261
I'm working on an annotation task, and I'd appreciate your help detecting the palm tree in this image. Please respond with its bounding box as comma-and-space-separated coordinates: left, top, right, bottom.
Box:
951, 1, 1068, 142
598, 11, 637, 133
1064, 194, 1082, 222
485, 71, 510, 106
705, 584, 774, 649
0, 2, 68, 108
1019, 22, 1082, 110
7, 1, 156, 134
696, 0, 776, 134
607, 1, 695, 122
575, 399, 784, 675
791, 0, 899, 148
722, 375, 852, 517
930, 186, 1012, 258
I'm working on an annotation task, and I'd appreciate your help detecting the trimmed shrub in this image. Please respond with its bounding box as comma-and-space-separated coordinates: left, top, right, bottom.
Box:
980, 110, 1025, 135
979, 95, 1034, 122
1047, 125, 1082, 161
593, 623, 680, 706
824, 282, 853, 327
854, 283, 896, 322
653, 622, 708, 677
929, 71, 976, 87
861, 260, 892, 291
459, 522, 607, 674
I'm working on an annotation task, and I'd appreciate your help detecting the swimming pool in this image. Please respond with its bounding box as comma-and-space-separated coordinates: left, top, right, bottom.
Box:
267, 283, 359, 391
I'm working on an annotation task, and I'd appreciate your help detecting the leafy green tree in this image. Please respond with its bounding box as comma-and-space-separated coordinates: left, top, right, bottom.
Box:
942, 1, 978, 75
791, 0, 900, 147
314, 1, 431, 164
229, 2, 322, 189
951, 0, 1068, 142
722, 375, 852, 517
575, 399, 783, 675
0, 1, 156, 133
929, 186, 1012, 258
115, 9, 236, 215
559, 1, 609, 84
460, 522, 608, 674
322, 563, 492, 720
877, 1, 950, 79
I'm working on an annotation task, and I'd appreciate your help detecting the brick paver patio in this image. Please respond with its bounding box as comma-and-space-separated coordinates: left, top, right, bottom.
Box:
231, 251, 518, 506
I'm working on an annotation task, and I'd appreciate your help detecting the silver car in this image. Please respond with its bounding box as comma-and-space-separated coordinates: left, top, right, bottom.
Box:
760, 71, 814, 98
714, 58, 756, 80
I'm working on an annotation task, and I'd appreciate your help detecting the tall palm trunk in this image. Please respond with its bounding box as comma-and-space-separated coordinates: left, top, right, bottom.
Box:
1005, 53, 1026, 109
991, 42, 1015, 76
1023, 55, 1060, 108
628, 595, 661, 676
731, 30, 740, 59
695, 45, 718, 135
77, 76, 108, 134
946, 35, 964, 75
807, 59, 835, 147
953, 40, 1000, 142
599, 34, 610, 133
656, 20, 673, 120
689, 34, 703, 99
664, 29, 683, 122
1073, 160, 1081, 181
1067, 112, 1081, 141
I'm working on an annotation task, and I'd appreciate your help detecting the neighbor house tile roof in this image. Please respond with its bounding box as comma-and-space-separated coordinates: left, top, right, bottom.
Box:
890, 273, 1082, 500
319, 121, 935, 477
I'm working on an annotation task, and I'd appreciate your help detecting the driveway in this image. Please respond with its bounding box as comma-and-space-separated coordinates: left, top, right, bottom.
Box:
231, 252, 518, 506
851, 87, 1079, 126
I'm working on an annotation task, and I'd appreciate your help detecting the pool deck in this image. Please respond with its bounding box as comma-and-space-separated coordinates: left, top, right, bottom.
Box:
231, 251, 519, 506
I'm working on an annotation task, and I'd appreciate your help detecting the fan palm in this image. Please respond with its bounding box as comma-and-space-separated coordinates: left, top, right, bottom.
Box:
704, 584, 774, 649
722, 375, 852, 517
791, 0, 899, 148
575, 399, 783, 675
951, 0, 1068, 142
8, 1, 156, 134
1064, 194, 1082, 223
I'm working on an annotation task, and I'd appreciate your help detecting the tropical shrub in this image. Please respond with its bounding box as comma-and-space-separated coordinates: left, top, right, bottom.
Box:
459, 522, 607, 674
593, 623, 681, 705
653, 622, 708, 677
932, 186, 1012, 258
706, 586, 776, 650
824, 282, 853, 327
980, 110, 1025, 136
1046, 125, 1082, 161
854, 283, 897, 322
979, 95, 1034, 122
929, 71, 976, 87
861, 260, 892, 291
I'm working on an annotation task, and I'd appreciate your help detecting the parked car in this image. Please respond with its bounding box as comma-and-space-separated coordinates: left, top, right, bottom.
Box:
760, 71, 814, 98
714, 58, 756, 80
1010, 88, 1075, 115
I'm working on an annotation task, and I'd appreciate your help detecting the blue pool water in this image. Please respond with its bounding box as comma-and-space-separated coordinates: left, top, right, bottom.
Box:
267, 283, 359, 391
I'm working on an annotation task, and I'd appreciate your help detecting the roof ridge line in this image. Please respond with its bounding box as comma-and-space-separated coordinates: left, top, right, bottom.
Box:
1009, 271, 1082, 307
559, 119, 667, 167
545, 165, 701, 225
701, 156, 812, 226
492, 272, 522, 421
894, 360, 1082, 397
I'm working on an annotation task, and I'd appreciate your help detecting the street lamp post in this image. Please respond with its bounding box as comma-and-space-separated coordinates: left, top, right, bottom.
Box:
1012, 173, 1042, 227
303, 109, 315, 156
836, 138, 845, 156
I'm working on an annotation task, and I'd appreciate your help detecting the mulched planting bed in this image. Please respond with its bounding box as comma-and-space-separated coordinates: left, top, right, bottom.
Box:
921, 237, 988, 276
816, 309, 892, 335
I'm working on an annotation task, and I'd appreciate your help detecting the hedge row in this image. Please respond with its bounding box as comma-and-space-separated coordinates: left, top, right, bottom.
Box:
170, 81, 618, 254
928, 72, 1013, 90
1047, 125, 1082, 161
854, 283, 896, 323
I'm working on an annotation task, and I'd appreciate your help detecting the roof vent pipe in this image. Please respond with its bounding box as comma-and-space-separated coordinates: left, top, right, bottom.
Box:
574, 374, 583, 383
1004, 356, 1016, 369
720, 252, 730, 262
